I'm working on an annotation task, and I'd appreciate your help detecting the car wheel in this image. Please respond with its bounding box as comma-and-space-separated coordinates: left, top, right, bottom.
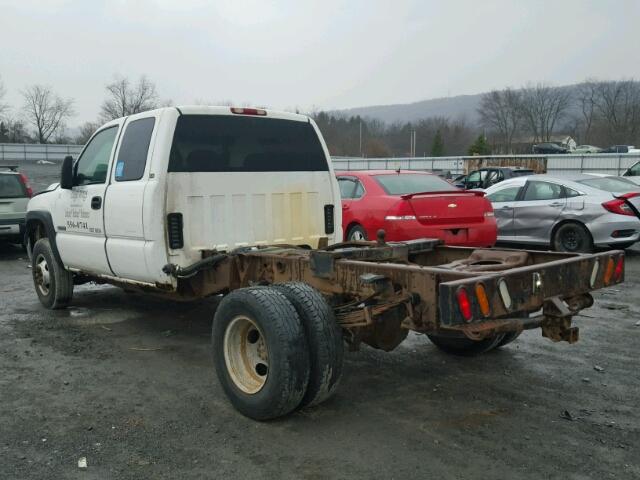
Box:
609, 242, 635, 250
31, 238, 74, 309
426, 333, 505, 356
273, 282, 344, 408
347, 224, 368, 241
212, 287, 310, 420
553, 222, 593, 253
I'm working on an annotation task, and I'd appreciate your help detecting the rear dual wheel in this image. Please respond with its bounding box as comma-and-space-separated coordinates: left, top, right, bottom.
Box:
212, 284, 343, 420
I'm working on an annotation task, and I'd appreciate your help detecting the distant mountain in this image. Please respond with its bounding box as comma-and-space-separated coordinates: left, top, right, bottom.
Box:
336, 93, 484, 125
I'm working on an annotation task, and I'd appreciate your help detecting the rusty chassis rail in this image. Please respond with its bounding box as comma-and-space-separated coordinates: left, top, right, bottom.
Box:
174, 238, 624, 351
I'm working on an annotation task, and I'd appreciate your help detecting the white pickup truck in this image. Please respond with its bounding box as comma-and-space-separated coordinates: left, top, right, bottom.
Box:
26, 105, 625, 420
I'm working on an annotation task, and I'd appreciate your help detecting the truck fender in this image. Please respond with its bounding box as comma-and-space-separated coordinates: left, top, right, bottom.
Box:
25, 210, 63, 266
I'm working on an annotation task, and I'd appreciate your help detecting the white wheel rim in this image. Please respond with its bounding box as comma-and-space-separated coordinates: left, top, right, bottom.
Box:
223, 315, 269, 394
350, 230, 365, 241
35, 254, 51, 296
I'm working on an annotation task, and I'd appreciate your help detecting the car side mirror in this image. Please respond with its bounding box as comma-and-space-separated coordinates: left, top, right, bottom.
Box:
60, 155, 74, 189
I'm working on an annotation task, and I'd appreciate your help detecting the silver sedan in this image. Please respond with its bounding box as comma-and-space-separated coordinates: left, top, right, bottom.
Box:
484, 174, 640, 252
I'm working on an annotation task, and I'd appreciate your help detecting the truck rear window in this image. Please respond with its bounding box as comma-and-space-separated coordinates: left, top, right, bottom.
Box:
0, 175, 26, 198
168, 115, 328, 172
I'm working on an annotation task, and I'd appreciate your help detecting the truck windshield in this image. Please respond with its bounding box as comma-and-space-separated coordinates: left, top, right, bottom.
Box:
168, 115, 328, 172
374, 174, 456, 195
0, 175, 26, 198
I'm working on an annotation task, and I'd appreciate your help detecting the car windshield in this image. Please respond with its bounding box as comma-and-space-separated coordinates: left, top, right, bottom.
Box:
374, 174, 456, 195
577, 176, 639, 193
169, 115, 328, 172
0, 175, 25, 198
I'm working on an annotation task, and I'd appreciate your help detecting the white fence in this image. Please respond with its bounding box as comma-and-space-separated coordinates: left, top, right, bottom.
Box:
2, 144, 639, 177
332, 154, 640, 176
0, 143, 84, 163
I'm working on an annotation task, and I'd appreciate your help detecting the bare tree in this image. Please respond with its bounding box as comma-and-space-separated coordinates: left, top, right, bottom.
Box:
519, 83, 571, 142
21, 85, 74, 143
575, 80, 599, 143
593, 80, 640, 144
0, 75, 9, 119
75, 121, 101, 145
478, 88, 522, 153
100, 75, 159, 120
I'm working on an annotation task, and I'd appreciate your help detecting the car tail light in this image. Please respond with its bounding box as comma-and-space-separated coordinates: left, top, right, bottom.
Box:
19, 173, 33, 197
456, 287, 473, 322
230, 107, 267, 116
602, 198, 634, 216
475, 283, 490, 317
384, 200, 416, 221
603, 257, 615, 285
614, 255, 624, 282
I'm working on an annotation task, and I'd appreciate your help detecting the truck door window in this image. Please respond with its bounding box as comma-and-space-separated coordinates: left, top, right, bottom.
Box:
168, 115, 328, 172
115, 118, 155, 181
75, 127, 118, 186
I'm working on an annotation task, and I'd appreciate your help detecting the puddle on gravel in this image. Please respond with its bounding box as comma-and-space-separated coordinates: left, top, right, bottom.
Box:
62, 306, 138, 326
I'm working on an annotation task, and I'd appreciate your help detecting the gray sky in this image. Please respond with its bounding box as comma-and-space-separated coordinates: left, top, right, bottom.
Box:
1, 0, 639, 127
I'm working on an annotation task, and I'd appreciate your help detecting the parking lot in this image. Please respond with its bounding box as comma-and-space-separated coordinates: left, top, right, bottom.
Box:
1, 237, 639, 479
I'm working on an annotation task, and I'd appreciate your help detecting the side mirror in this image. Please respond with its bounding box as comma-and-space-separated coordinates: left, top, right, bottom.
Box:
60, 155, 74, 189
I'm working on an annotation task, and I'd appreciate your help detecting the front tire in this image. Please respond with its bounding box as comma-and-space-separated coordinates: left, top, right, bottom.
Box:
427, 333, 505, 356
273, 282, 344, 408
553, 222, 593, 253
212, 287, 311, 420
31, 238, 73, 309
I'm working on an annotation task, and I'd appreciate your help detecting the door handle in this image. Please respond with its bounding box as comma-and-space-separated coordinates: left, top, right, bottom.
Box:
91, 196, 102, 210
550, 202, 564, 207
501, 205, 513, 209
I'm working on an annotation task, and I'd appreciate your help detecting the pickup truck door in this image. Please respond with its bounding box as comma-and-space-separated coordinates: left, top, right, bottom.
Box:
103, 113, 159, 282
512, 180, 566, 243
53, 123, 122, 274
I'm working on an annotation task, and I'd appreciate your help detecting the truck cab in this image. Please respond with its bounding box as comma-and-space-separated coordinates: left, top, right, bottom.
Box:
26, 106, 341, 292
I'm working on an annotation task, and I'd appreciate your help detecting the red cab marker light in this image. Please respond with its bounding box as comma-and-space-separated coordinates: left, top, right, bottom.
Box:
230, 107, 267, 116
456, 287, 473, 322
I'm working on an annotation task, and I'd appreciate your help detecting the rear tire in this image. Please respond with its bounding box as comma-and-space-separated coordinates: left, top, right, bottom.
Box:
346, 224, 368, 241
273, 282, 344, 408
553, 222, 593, 253
427, 333, 505, 356
31, 238, 73, 309
212, 287, 310, 420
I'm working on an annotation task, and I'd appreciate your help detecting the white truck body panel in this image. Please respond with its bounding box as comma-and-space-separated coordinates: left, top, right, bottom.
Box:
27, 106, 341, 289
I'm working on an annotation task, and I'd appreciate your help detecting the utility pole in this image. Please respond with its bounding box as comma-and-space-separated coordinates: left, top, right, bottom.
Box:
359, 120, 362, 157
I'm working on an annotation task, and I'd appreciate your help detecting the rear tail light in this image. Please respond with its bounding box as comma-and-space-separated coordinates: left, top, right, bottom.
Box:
498, 279, 512, 310
456, 287, 473, 322
19, 173, 33, 197
475, 283, 490, 317
167, 213, 184, 249
230, 107, 267, 116
603, 257, 615, 285
384, 200, 416, 221
324, 205, 335, 234
614, 255, 624, 282
602, 198, 634, 216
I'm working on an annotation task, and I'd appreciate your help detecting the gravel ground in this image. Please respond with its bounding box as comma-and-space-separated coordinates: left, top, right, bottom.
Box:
1, 242, 639, 479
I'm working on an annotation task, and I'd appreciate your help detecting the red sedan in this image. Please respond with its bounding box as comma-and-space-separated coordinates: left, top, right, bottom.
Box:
337, 170, 497, 247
